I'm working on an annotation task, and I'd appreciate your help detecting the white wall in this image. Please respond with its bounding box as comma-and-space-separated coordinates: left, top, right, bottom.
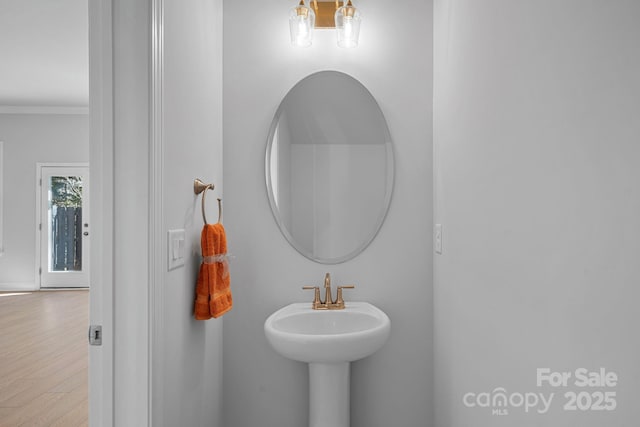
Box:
434, 1, 640, 426
161, 0, 223, 426
112, 0, 150, 423
222, 1, 433, 426
111, 0, 224, 426
0, 113, 88, 289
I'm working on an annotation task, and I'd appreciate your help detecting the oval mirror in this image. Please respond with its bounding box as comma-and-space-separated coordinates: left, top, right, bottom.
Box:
266, 71, 394, 264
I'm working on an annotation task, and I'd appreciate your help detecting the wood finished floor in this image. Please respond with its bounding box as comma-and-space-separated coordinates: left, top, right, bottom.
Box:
0, 290, 88, 427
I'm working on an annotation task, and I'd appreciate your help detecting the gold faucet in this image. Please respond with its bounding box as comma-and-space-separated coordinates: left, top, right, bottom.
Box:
302, 273, 355, 310
323, 273, 333, 308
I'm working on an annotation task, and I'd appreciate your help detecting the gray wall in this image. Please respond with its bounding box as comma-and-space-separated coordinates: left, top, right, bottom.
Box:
0, 113, 88, 289
222, 0, 434, 426
434, 0, 640, 425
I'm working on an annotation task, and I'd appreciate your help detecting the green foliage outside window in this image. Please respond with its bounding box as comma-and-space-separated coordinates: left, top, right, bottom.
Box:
51, 176, 83, 208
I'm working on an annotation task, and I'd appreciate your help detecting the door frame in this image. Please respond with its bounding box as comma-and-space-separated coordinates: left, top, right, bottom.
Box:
88, 0, 114, 425
35, 163, 90, 288
149, 0, 165, 425
89, 0, 165, 425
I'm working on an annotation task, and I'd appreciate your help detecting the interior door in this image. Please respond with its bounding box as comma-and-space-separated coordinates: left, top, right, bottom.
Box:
39, 164, 90, 288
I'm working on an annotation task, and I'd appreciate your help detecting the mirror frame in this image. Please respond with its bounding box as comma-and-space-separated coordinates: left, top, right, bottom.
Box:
265, 70, 395, 264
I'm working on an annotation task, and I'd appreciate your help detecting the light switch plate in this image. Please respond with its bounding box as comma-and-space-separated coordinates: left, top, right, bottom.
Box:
435, 224, 443, 254
168, 229, 186, 270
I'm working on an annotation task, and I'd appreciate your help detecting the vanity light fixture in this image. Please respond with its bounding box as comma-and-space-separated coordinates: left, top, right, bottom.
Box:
289, 0, 361, 48
335, 0, 361, 48
289, 0, 315, 47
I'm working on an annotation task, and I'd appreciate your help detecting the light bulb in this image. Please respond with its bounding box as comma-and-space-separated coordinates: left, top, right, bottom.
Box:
289, 1, 315, 47
335, 0, 361, 48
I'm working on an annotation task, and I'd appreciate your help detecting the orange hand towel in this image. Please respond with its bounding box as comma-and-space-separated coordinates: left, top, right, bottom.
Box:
194, 223, 233, 320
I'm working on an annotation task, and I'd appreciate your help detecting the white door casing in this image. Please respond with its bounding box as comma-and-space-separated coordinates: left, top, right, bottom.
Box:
89, 0, 114, 425
88, 0, 164, 424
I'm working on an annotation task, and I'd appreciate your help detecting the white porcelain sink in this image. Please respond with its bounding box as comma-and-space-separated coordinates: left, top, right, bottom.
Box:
264, 302, 390, 427
264, 302, 390, 363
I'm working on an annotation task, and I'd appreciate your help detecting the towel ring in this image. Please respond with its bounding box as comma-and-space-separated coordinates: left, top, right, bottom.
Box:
194, 179, 215, 224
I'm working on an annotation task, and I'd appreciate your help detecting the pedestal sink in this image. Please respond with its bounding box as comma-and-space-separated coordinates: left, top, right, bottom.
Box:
264, 302, 390, 427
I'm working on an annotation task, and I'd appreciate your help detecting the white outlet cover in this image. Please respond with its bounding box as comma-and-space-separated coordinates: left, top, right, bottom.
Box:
435, 224, 443, 254
168, 229, 186, 270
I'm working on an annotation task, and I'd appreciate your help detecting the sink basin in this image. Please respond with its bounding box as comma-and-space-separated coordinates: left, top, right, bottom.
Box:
265, 301, 390, 427
264, 302, 390, 363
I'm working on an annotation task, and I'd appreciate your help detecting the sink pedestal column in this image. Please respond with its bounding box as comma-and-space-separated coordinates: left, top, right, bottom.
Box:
308, 362, 350, 427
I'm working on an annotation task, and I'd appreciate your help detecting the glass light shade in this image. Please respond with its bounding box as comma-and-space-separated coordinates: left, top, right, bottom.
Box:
335, 1, 361, 48
289, 1, 315, 47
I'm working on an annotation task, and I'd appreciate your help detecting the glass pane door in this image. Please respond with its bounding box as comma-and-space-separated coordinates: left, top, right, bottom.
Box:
40, 165, 90, 288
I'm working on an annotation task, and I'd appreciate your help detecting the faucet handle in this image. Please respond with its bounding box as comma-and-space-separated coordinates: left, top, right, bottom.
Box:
335, 285, 355, 308
302, 286, 322, 309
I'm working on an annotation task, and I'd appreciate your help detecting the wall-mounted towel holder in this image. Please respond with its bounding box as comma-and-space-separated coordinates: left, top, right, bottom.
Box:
194, 179, 222, 224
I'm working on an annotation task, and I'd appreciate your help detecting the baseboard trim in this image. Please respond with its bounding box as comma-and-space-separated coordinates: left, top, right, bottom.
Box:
0, 282, 38, 292
0, 106, 89, 115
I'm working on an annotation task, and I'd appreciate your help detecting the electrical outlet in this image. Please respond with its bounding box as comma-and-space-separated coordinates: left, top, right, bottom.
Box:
435, 224, 443, 254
